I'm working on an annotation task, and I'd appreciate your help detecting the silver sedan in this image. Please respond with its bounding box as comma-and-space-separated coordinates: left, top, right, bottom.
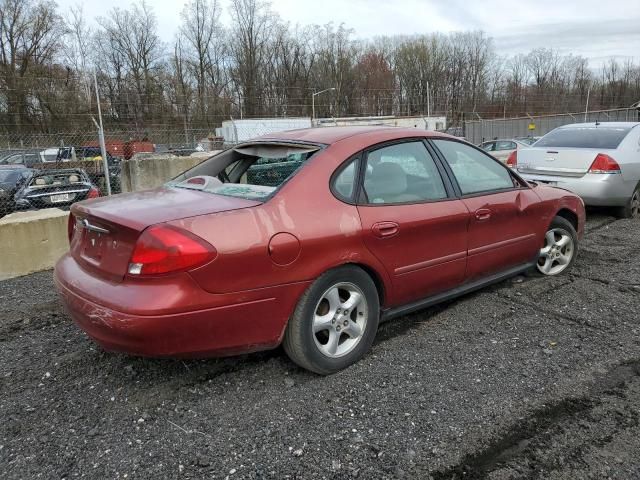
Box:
510, 122, 640, 218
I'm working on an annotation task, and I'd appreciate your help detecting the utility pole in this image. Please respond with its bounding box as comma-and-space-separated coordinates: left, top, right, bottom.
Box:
426, 81, 431, 118
93, 72, 111, 196
584, 86, 591, 122
312, 88, 336, 127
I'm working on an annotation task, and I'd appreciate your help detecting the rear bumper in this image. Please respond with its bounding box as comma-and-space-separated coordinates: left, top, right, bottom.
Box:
54, 253, 310, 357
521, 173, 634, 206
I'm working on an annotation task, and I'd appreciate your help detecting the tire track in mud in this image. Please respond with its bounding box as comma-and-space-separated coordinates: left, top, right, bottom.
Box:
431, 359, 640, 480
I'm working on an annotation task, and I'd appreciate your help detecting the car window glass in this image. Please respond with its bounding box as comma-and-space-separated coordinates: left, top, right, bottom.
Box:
536, 127, 632, 149
363, 141, 447, 204
433, 140, 515, 195
244, 153, 306, 188
333, 159, 358, 200
496, 141, 516, 150
481, 142, 495, 152
0, 170, 21, 182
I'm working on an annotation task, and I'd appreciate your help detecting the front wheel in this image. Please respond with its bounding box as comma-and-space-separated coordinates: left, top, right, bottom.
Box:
283, 266, 380, 375
537, 216, 578, 276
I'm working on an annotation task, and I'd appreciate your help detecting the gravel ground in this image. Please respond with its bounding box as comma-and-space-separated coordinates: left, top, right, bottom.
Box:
1, 211, 639, 479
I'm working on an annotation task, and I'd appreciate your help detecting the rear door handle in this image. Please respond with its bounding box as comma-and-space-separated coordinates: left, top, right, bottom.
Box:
372, 222, 400, 238
475, 208, 492, 221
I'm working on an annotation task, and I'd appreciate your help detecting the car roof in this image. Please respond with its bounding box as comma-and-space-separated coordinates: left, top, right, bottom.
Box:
256, 126, 452, 145
557, 122, 640, 129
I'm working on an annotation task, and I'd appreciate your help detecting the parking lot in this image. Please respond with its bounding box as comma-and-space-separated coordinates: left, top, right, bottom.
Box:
0, 211, 638, 479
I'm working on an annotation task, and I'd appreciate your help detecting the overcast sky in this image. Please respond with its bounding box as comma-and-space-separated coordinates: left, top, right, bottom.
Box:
57, 0, 640, 66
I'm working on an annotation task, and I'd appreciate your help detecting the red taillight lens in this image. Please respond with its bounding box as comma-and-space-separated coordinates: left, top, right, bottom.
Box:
128, 225, 216, 276
67, 213, 76, 244
87, 187, 101, 199
506, 150, 518, 167
588, 153, 621, 174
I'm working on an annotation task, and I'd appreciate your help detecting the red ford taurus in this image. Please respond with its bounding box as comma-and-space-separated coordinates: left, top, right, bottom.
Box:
54, 127, 585, 374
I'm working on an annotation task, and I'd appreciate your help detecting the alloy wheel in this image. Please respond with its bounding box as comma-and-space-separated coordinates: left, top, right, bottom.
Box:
312, 282, 368, 358
537, 228, 575, 276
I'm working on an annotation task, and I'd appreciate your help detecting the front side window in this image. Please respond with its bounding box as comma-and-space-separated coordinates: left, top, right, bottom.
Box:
363, 141, 447, 204
433, 140, 516, 195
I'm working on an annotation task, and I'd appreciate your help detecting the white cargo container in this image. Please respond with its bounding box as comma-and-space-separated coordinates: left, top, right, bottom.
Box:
218, 118, 312, 143
317, 115, 447, 131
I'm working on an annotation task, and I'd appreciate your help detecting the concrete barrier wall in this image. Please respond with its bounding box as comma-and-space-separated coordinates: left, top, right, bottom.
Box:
0, 209, 69, 280
120, 153, 216, 193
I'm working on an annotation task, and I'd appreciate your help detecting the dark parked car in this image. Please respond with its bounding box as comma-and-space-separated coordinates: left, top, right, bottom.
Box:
0, 165, 32, 217
14, 168, 100, 211
55, 127, 585, 374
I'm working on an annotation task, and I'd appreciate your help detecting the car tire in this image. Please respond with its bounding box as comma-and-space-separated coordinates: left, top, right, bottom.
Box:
615, 183, 640, 219
536, 216, 578, 276
283, 265, 380, 375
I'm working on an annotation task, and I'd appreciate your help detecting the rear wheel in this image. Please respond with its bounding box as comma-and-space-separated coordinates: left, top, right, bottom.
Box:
615, 184, 640, 219
283, 266, 379, 375
537, 216, 578, 276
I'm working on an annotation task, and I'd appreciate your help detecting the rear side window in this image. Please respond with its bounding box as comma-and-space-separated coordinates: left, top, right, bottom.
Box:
536, 127, 632, 149
332, 158, 358, 201
433, 140, 516, 195
363, 141, 447, 204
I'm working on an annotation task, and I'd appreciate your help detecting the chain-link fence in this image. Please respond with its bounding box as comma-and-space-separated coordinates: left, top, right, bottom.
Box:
0, 128, 224, 219
463, 108, 640, 145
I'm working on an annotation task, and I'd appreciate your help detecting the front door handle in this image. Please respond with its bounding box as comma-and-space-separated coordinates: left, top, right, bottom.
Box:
475, 208, 492, 221
372, 222, 400, 238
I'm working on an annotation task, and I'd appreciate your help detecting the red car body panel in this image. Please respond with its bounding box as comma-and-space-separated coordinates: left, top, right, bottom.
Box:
54, 128, 586, 358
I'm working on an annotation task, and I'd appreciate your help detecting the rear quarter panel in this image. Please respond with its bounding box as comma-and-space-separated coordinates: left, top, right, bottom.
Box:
618, 126, 640, 184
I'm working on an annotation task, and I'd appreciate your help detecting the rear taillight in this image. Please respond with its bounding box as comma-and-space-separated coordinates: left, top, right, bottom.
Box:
87, 187, 101, 199
128, 225, 216, 276
506, 150, 518, 167
67, 213, 76, 244
588, 153, 621, 174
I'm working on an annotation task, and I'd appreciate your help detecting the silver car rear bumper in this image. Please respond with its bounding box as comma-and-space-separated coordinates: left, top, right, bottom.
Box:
520, 172, 634, 206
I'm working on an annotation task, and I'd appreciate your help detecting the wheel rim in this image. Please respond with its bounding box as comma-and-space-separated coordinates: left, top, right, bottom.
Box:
537, 228, 575, 276
312, 282, 368, 358
631, 190, 640, 219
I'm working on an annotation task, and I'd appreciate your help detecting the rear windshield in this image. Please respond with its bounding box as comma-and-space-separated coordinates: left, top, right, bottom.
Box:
173, 144, 320, 201
536, 127, 632, 149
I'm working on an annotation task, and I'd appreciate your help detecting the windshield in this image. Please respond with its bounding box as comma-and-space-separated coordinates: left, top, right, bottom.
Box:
536, 127, 632, 149
172, 144, 320, 201
0, 170, 22, 183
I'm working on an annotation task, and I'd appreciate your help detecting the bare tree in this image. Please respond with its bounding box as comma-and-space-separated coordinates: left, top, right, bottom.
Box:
0, 0, 61, 132
180, 0, 227, 125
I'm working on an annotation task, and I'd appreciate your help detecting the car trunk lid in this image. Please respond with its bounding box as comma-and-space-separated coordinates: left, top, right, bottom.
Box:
516, 147, 617, 177
70, 186, 261, 282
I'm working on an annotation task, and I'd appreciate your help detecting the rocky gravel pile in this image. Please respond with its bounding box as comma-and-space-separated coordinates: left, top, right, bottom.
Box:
1, 211, 639, 479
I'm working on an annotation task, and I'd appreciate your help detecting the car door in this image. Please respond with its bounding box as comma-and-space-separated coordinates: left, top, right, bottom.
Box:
431, 139, 541, 281
355, 140, 470, 307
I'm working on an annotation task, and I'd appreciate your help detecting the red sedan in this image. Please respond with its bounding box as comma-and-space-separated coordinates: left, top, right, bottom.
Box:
54, 127, 585, 374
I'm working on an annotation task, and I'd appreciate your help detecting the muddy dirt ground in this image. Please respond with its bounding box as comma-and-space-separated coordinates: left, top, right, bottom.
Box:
1, 211, 639, 479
